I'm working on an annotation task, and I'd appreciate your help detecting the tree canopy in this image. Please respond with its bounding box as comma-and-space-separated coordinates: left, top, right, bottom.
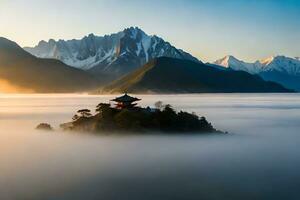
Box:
77, 109, 92, 118
63, 101, 220, 134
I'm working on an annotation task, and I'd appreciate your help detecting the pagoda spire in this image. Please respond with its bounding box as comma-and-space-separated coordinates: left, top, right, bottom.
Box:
111, 93, 141, 109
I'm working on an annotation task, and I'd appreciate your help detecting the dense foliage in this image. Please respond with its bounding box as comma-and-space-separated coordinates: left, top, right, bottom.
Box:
61, 102, 219, 134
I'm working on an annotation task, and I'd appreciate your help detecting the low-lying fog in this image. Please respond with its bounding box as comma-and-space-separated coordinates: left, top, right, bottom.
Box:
1, 94, 300, 200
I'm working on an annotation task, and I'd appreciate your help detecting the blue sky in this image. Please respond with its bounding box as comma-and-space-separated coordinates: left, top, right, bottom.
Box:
0, 0, 299, 62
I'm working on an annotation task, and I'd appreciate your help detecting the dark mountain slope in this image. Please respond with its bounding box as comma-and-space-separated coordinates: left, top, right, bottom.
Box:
259, 70, 300, 92
0, 37, 98, 93
102, 57, 291, 93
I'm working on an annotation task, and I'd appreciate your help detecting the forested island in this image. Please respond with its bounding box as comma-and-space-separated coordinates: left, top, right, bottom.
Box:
58, 94, 222, 134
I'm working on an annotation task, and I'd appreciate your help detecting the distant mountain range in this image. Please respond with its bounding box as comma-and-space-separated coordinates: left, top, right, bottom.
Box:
101, 57, 290, 93
0, 27, 297, 93
0, 37, 97, 93
25, 27, 199, 81
214, 55, 300, 91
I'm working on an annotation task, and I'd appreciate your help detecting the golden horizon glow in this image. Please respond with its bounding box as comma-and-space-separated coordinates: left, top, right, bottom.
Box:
0, 79, 34, 93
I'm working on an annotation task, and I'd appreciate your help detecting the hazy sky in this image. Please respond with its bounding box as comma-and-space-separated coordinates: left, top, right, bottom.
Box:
0, 0, 299, 62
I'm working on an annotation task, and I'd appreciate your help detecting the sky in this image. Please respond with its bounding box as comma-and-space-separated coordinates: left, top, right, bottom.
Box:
0, 0, 299, 62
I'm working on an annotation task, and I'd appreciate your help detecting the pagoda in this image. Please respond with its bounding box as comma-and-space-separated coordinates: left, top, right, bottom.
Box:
111, 93, 141, 109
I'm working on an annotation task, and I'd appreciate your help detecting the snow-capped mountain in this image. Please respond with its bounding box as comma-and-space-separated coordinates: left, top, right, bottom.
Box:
214, 55, 300, 91
214, 55, 300, 76
214, 55, 263, 74
24, 27, 200, 80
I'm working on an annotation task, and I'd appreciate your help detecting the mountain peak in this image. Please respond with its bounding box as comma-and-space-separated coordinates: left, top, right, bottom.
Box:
87, 33, 96, 38
0, 37, 12, 42
214, 55, 239, 67
226, 55, 236, 59
213, 54, 300, 91
24, 27, 199, 81
37, 40, 48, 46
124, 26, 144, 32
123, 26, 146, 39
0, 37, 98, 93
0, 37, 19, 47
48, 39, 56, 45
0, 37, 25, 54
259, 56, 274, 65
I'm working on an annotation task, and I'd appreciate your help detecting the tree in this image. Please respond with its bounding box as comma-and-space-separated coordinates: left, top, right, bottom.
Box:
154, 101, 164, 110
36, 123, 53, 131
177, 111, 199, 131
77, 109, 92, 118
72, 114, 79, 121
163, 104, 175, 113
96, 103, 111, 113
158, 104, 178, 131
64, 100, 219, 133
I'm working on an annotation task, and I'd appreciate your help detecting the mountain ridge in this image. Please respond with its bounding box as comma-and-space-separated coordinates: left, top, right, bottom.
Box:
214, 55, 300, 91
101, 57, 291, 94
24, 27, 200, 81
0, 37, 98, 93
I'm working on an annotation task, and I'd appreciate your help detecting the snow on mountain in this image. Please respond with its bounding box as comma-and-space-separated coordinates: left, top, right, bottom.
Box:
214, 55, 262, 74
263, 56, 300, 76
259, 56, 274, 65
24, 27, 200, 77
214, 55, 300, 91
214, 55, 300, 76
